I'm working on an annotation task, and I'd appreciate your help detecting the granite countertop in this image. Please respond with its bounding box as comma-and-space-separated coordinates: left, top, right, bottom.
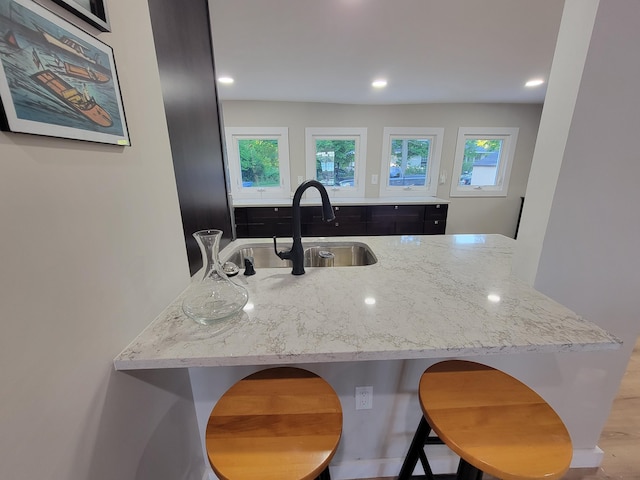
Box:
113, 234, 620, 370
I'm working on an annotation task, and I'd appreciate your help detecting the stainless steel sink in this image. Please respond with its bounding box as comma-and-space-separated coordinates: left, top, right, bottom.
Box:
303, 244, 377, 267
224, 244, 293, 269
223, 241, 377, 269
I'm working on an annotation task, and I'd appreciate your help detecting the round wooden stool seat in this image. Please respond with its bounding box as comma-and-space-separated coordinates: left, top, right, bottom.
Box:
206, 367, 343, 480
419, 360, 572, 480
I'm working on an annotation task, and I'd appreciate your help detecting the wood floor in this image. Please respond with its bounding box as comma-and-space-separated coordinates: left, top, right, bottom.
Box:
363, 337, 640, 480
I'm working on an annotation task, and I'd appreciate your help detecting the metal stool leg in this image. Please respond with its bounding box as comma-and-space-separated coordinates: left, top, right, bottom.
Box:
316, 465, 331, 480
457, 459, 483, 480
398, 416, 436, 480
399, 416, 485, 480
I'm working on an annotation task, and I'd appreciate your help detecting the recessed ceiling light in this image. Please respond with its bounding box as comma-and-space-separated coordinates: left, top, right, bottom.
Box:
218, 76, 234, 84
372, 79, 387, 88
525, 78, 544, 87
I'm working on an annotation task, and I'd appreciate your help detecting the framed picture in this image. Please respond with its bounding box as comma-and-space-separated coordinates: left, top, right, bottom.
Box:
0, 0, 130, 146
49, 0, 110, 32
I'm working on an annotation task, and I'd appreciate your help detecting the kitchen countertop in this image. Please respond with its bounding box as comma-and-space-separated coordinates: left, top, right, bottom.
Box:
232, 196, 449, 207
114, 234, 620, 370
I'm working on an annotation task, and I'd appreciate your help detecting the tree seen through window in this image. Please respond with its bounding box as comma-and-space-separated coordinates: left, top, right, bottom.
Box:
315, 139, 355, 186
238, 139, 280, 187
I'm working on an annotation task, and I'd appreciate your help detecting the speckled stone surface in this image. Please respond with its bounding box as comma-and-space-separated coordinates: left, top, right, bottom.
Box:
114, 234, 620, 370
231, 196, 449, 207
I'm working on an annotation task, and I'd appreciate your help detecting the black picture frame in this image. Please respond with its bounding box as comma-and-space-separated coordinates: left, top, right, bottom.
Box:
0, 0, 130, 146
50, 0, 110, 32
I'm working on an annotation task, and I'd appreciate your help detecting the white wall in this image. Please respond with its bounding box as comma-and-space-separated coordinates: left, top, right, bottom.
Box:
513, 0, 640, 457
0, 2, 204, 480
512, 0, 599, 284
221, 101, 542, 237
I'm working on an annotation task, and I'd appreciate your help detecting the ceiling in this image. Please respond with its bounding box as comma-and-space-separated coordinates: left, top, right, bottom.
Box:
208, 0, 565, 105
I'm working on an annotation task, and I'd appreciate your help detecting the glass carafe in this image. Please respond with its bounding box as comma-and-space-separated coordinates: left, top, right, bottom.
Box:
182, 230, 248, 325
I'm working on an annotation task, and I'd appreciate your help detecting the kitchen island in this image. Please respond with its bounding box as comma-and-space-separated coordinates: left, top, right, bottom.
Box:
115, 234, 619, 370
114, 234, 620, 479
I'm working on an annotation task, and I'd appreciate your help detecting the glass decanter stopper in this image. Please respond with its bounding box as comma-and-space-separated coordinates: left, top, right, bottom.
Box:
182, 229, 248, 325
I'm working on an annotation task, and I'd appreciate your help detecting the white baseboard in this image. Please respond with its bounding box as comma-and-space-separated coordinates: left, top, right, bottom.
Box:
571, 446, 604, 468
330, 446, 460, 480
201, 446, 604, 480
329, 446, 605, 480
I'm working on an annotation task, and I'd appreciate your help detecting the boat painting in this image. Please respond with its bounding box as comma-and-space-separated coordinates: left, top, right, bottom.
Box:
31, 70, 112, 127
63, 61, 110, 84
35, 24, 98, 65
0, 0, 129, 145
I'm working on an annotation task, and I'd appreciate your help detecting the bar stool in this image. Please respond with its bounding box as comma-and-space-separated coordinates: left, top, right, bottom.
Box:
206, 367, 343, 480
398, 360, 572, 480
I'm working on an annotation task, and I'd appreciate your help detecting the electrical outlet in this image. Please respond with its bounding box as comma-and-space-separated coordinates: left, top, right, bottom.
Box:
371, 174, 378, 185
355, 386, 373, 410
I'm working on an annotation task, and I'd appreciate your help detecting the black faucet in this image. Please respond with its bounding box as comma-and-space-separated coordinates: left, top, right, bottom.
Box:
273, 180, 335, 275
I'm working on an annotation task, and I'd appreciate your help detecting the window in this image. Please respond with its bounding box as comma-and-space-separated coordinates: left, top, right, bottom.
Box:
450, 127, 519, 197
305, 128, 367, 198
225, 127, 291, 199
379, 127, 444, 197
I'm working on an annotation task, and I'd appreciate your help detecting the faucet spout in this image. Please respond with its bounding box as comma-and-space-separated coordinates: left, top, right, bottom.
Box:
275, 180, 335, 275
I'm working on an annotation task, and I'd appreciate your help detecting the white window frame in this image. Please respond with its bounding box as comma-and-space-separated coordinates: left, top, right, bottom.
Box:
225, 127, 291, 199
379, 127, 444, 197
450, 127, 519, 197
305, 127, 367, 198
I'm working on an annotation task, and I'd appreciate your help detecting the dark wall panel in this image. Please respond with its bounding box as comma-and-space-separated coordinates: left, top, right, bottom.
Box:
148, 0, 233, 275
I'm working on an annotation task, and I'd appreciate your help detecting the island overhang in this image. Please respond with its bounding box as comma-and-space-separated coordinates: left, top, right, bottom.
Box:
114, 234, 620, 370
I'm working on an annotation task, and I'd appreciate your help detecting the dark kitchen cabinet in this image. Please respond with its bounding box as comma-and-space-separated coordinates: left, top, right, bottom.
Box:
424, 204, 448, 234
367, 205, 426, 235
148, 0, 232, 275
242, 207, 293, 238
302, 206, 367, 236
234, 203, 447, 238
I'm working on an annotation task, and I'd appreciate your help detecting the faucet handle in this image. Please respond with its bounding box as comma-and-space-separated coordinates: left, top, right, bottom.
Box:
273, 236, 292, 260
